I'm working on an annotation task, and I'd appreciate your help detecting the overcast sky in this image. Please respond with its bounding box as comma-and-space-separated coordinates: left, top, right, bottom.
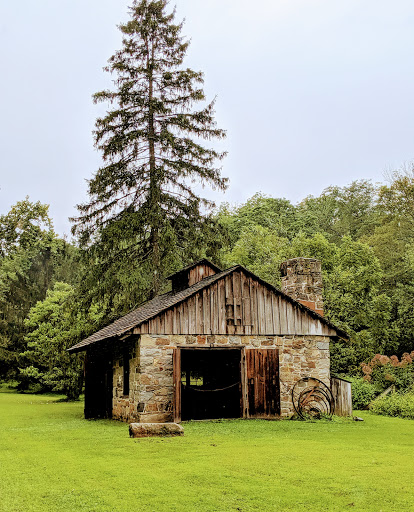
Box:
1, 0, 414, 236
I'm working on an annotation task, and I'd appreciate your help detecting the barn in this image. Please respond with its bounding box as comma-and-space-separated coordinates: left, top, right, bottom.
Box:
68, 258, 347, 422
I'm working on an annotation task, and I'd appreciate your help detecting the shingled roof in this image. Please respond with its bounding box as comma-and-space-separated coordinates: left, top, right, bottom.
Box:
68, 264, 347, 353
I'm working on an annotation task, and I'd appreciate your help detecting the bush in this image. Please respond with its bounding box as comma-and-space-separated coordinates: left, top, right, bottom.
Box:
348, 377, 380, 410
369, 391, 414, 419
361, 352, 414, 391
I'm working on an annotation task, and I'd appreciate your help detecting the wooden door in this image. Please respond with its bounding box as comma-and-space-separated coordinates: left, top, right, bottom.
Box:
246, 348, 280, 417
172, 347, 181, 423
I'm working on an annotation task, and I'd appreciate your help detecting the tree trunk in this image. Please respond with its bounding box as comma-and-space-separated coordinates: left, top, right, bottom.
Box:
148, 43, 161, 299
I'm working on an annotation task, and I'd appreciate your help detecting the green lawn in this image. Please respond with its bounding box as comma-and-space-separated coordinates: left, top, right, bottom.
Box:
0, 391, 413, 512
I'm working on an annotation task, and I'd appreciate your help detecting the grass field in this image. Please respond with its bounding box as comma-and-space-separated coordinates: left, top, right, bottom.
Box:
0, 391, 413, 512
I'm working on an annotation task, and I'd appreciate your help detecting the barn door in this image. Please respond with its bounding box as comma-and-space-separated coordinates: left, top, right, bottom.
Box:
172, 347, 181, 423
246, 348, 280, 417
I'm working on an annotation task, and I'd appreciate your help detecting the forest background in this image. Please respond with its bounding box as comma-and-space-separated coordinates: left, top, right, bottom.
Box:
2, 173, 414, 399
1, 1, 414, 401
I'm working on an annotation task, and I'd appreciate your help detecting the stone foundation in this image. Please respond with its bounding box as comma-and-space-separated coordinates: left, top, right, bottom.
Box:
111, 333, 330, 422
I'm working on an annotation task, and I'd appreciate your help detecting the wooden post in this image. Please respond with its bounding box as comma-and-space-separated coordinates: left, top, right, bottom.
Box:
173, 347, 181, 423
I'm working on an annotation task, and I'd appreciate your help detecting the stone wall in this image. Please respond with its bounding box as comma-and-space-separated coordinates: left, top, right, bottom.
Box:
112, 342, 141, 422
111, 333, 330, 423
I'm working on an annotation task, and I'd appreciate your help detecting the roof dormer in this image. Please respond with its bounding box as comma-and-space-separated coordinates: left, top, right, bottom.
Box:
167, 259, 221, 293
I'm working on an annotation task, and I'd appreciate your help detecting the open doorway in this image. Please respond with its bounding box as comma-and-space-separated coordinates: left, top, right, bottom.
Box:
180, 348, 242, 421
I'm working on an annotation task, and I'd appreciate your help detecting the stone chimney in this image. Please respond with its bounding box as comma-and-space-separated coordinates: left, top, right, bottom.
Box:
280, 257, 324, 316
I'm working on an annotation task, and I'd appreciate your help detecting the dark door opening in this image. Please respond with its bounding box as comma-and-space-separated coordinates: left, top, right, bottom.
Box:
180, 348, 242, 421
84, 350, 113, 419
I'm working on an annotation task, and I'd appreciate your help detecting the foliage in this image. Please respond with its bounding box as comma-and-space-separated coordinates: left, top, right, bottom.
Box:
19, 283, 98, 400
0, 197, 53, 256
361, 352, 414, 391
370, 390, 414, 419
0, 200, 80, 384
72, 0, 227, 304
217, 193, 298, 246
296, 180, 380, 242
379, 162, 414, 226
347, 377, 380, 410
221, 224, 289, 286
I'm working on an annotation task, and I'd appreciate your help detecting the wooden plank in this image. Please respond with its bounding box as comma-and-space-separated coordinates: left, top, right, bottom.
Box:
278, 296, 288, 334
148, 318, 155, 333
212, 283, 219, 333
159, 311, 165, 334
196, 292, 203, 333
218, 279, 226, 333
271, 293, 279, 334
203, 288, 211, 335
250, 279, 258, 334
264, 288, 273, 334
172, 306, 178, 334
177, 303, 183, 334
241, 348, 248, 418
257, 285, 265, 335
232, 272, 241, 333
295, 305, 303, 335
173, 348, 182, 423
233, 271, 241, 302
187, 296, 195, 333
182, 301, 189, 334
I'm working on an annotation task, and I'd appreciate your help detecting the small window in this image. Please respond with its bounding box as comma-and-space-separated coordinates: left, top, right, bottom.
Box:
123, 348, 130, 396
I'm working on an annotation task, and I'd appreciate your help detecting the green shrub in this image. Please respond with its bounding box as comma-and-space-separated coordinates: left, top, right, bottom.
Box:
348, 377, 379, 410
369, 391, 414, 419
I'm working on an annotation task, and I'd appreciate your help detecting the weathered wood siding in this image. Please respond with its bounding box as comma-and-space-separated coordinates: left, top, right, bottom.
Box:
246, 348, 280, 417
188, 264, 217, 286
331, 377, 353, 416
133, 271, 336, 336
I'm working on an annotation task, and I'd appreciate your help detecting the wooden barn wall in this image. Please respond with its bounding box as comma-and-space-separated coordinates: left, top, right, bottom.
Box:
188, 264, 217, 286
133, 271, 336, 337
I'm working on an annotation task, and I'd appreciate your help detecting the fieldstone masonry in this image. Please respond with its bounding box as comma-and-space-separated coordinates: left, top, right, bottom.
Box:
111, 333, 330, 422
280, 258, 324, 316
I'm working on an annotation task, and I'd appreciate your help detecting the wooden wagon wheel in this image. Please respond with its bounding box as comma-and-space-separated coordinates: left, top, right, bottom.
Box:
291, 377, 334, 419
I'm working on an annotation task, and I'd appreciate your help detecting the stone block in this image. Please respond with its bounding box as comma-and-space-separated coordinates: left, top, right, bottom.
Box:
129, 422, 184, 438
139, 412, 173, 423
156, 337, 170, 346
140, 335, 155, 347
317, 341, 329, 350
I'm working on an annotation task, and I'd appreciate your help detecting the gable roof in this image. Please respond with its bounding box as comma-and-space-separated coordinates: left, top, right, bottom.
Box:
68, 265, 348, 353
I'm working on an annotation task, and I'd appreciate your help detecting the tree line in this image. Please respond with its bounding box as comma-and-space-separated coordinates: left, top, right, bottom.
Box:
1, 0, 413, 398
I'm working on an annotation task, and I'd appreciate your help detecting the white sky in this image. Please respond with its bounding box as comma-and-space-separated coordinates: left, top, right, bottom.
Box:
1, 0, 414, 236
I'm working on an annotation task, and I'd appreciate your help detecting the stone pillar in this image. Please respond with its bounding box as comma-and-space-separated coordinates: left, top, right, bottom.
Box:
280, 258, 324, 316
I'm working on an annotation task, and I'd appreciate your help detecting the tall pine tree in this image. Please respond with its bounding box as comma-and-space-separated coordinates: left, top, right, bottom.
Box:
72, 0, 227, 303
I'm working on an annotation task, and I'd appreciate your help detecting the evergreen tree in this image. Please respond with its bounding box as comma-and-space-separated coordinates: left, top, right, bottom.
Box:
72, 0, 227, 301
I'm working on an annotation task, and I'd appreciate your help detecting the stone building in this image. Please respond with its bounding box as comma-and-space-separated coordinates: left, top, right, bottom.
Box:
68, 258, 346, 422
